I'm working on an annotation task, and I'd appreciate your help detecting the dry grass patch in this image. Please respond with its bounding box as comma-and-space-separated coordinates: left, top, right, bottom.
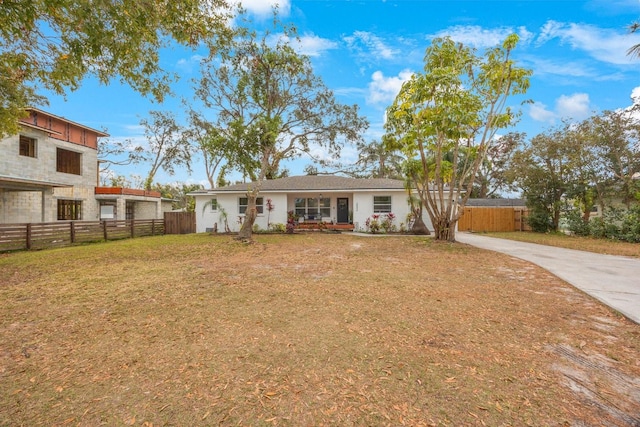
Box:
1, 233, 639, 426
484, 231, 640, 258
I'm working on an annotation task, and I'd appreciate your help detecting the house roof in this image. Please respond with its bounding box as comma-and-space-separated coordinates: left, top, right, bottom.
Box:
190, 175, 408, 194
23, 107, 109, 137
465, 198, 526, 207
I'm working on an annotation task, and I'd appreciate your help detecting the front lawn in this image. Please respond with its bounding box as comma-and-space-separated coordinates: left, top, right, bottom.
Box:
1, 233, 638, 425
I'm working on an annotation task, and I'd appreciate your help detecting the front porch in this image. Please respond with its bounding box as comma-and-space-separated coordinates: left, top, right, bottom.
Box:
295, 222, 354, 232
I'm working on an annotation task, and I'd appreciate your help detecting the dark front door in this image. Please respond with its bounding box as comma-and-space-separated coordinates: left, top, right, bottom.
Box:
337, 198, 349, 223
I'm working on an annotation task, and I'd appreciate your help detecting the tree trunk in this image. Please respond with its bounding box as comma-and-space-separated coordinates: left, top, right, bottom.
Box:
236, 192, 258, 242
411, 215, 431, 235
432, 215, 458, 242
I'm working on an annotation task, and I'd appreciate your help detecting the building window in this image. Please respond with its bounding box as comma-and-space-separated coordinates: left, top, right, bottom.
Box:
57, 200, 82, 220
19, 135, 37, 157
239, 197, 264, 215
56, 148, 82, 175
373, 196, 392, 213
209, 197, 219, 212
295, 197, 330, 219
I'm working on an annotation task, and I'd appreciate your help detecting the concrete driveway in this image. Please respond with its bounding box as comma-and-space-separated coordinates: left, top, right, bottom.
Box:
455, 232, 640, 325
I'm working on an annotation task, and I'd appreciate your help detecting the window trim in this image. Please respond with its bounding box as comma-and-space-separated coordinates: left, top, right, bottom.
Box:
57, 199, 82, 220
373, 195, 392, 213
56, 147, 82, 175
19, 135, 37, 158
239, 197, 264, 215
210, 197, 219, 212
295, 197, 330, 219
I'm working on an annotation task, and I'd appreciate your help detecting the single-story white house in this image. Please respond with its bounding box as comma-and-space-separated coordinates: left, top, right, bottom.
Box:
190, 175, 434, 233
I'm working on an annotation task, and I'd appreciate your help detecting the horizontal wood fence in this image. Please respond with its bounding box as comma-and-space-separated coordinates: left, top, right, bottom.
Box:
458, 207, 530, 232
0, 219, 165, 252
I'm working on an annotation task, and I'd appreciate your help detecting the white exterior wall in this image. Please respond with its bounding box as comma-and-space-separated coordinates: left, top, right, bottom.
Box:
352, 191, 434, 232
351, 191, 408, 231
195, 189, 435, 233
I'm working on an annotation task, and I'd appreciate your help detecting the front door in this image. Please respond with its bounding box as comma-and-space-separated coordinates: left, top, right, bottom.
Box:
337, 198, 349, 223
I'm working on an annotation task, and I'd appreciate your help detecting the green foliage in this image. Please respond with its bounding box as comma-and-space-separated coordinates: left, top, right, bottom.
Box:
584, 206, 640, 243
191, 17, 368, 240
152, 182, 203, 212
0, 0, 233, 137
508, 108, 640, 234
526, 206, 553, 233
565, 209, 591, 236
269, 223, 286, 233
385, 35, 531, 241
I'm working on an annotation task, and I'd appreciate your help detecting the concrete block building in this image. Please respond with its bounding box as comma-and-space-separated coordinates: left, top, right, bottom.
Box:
0, 108, 165, 224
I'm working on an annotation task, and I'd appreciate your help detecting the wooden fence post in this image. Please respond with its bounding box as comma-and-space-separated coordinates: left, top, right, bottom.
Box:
70, 221, 76, 243
103, 221, 108, 241
26, 223, 32, 250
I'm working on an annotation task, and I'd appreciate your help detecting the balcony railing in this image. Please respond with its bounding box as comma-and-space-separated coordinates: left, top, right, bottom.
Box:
95, 187, 161, 198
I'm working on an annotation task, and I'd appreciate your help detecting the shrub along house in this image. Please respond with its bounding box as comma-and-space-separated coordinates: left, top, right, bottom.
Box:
191, 175, 435, 233
0, 108, 166, 224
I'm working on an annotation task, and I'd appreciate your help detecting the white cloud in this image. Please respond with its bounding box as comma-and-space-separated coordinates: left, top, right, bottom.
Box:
343, 31, 399, 61
296, 34, 338, 57
366, 69, 413, 105
535, 20, 640, 65
175, 55, 204, 73
431, 25, 534, 48
267, 33, 337, 57
631, 86, 640, 104
529, 102, 557, 124
530, 93, 592, 124
525, 57, 595, 78
556, 93, 591, 120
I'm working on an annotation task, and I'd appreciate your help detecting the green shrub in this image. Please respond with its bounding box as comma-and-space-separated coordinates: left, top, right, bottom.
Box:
269, 223, 286, 233
565, 209, 590, 236
526, 207, 552, 233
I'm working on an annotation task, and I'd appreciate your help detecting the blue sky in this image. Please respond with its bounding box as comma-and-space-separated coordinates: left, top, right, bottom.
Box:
42, 0, 640, 188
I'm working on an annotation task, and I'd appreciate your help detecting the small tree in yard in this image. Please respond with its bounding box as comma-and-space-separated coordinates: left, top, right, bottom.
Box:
385, 35, 531, 241
192, 19, 367, 241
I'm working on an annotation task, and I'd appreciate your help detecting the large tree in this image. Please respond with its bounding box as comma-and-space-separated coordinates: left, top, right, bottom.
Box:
138, 111, 192, 190
469, 132, 522, 198
586, 109, 640, 209
186, 112, 228, 189
507, 123, 589, 232
0, 0, 232, 137
385, 35, 531, 241
193, 22, 368, 241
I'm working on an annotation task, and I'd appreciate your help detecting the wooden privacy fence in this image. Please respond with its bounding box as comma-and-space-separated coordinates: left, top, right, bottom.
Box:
458, 207, 530, 232
164, 211, 196, 234
0, 219, 165, 252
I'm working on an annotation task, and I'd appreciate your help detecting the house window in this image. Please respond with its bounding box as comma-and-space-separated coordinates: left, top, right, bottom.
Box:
19, 135, 37, 157
295, 197, 330, 219
56, 148, 82, 175
239, 197, 264, 215
209, 197, 219, 212
57, 200, 82, 220
373, 196, 392, 213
